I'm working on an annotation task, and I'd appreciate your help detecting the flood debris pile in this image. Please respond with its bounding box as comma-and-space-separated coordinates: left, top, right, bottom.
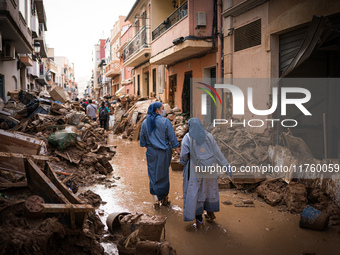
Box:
210, 125, 272, 168
113, 100, 189, 144
0, 193, 104, 255
46, 128, 116, 188
0, 89, 117, 254
256, 179, 340, 225
209, 125, 340, 226
113, 99, 155, 140
0, 89, 117, 189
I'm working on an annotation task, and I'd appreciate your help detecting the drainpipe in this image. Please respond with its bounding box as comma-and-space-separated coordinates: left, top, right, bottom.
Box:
217, 0, 222, 79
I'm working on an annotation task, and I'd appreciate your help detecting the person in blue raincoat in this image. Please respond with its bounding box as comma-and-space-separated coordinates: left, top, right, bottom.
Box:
140, 102, 181, 208
179, 118, 231, 228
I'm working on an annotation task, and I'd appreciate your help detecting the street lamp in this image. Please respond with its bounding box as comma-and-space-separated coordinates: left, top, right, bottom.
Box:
33, 41, 41, 61
33, 41, 41, 53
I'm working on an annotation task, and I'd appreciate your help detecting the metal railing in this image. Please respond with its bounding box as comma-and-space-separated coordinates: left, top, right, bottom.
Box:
123, 26, 149, 62
152, 1, 188, 41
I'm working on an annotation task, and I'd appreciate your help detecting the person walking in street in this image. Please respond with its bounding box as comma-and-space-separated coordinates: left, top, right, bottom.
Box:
81, 99, 88, 112
140, 102, 180, 209
98, 101, 109, 130
86, 99, 97, 121
179, 118, 231, 229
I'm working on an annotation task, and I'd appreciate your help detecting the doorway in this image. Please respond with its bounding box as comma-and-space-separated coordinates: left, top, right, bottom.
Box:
182, 71, 192, 114
152, 68, 157, 94
143, 72, 149, 97
137, 74, 140, 96
169, 75, 177, 108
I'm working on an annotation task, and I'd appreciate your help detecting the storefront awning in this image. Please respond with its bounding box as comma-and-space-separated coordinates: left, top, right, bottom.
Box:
115, 86, 126, 96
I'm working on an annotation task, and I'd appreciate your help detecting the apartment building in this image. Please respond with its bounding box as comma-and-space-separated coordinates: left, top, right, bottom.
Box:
104, 16, 131, 96
221, 0, 340, 158
124, 0, 157, 98
93, 39, 106, 99
0, 0, 48, 99
117, 21, 134, 95
151, 0, 219, 113
122, 0, 220, 112
54, 56, 77, 100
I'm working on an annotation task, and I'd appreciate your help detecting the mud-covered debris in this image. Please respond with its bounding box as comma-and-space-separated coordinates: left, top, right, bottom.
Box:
218, 178, 232, 189
284, 183, 308, 213
78, 190, 103, 207
256, 179, 287, 206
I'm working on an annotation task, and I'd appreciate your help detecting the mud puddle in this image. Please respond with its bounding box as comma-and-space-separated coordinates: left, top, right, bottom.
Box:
78, 134, 340, 255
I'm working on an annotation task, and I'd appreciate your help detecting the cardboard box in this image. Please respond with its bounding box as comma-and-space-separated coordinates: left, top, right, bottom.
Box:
49, 86, 69, 103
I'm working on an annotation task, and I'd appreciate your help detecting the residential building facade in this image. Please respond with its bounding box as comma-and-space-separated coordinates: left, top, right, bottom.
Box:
0, 0, 48, 99
93, 39, 106, 99
222, 0, 340, 158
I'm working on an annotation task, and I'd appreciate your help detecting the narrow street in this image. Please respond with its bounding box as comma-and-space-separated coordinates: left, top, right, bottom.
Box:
83, 133, 340, 255
1, 1, 340, 254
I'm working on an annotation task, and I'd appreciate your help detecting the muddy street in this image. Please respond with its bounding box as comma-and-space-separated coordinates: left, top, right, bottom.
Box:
83, 134, 340, 255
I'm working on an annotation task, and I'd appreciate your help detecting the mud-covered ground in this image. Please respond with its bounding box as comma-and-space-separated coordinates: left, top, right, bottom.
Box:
1, 132, 340, 255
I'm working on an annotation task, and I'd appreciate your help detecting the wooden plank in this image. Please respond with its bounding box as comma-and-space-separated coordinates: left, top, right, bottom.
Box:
0, 152, 59, 175
25, 159, 70, 205
41, 203, 93, 213
0, 130, 43, 155
0, 152, 56, 161
25, 159, 91, 229
45, 162, 90, 229
0, 181, 27, 189
45, 162, 83, 205
234, 204, 255, 207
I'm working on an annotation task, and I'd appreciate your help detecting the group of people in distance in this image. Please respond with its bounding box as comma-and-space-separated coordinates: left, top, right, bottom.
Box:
79, 97, 114, 130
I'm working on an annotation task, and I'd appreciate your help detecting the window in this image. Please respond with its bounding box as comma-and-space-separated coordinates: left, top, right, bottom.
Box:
234, 19, 261, 52
19, 0, 27, 21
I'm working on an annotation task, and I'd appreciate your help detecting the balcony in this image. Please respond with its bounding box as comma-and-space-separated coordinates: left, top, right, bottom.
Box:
36, 63, 48, 85
104, 60, 121, 77
150, 0, 213, 66
31, 14, 39, 38
19, 55, 33, 66
117, 25, 133, 54
152, 1, 188, 41
36, 24, 48, 58
123, 26, 151, 67
0, 0, 33, 53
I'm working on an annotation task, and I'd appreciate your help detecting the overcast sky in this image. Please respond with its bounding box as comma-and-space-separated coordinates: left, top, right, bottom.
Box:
44, 0, 136, 95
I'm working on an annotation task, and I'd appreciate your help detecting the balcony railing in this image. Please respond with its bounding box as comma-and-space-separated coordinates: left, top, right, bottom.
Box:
123, 26, 149, 62
152, 1, 188, 41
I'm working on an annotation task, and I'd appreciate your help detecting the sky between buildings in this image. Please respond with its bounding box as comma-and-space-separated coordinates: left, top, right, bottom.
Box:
44, 0, 136, 95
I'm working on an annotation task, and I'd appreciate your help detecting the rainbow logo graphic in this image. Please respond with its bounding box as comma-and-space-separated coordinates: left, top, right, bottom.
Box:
197, 82, 222, 106
197, 82, 222, 115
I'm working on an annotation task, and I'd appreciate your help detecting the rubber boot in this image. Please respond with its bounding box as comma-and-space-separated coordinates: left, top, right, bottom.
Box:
153, 195, 160, 209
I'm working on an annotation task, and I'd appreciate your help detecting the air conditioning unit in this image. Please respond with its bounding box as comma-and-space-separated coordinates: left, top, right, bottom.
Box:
3, 42, 15, 60
196, 12, 207, 27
